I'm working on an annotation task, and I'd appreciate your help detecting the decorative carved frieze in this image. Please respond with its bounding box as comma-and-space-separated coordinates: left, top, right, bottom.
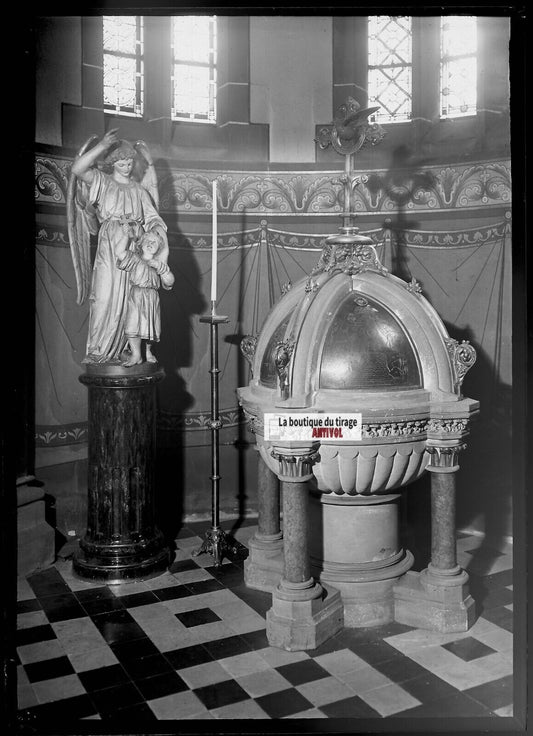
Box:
157, 407, 244, 432
427, 418, 469, 435
362, 420, 428, 438
239, 416, 471, 441
35, 157, 69, 204
35, 423, 88, 447
401, 220, 510, 249
35, 153, 511, 216
35, 218, 510, 256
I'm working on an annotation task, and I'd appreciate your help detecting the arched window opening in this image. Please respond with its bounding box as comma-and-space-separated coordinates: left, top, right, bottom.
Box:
103, 16, 144, 117
368, 16, 412, 124
171, 16, 217, 123
440, 16, 477, 118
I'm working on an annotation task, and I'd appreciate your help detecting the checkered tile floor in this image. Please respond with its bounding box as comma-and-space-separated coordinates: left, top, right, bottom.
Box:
17, 521, 514, 723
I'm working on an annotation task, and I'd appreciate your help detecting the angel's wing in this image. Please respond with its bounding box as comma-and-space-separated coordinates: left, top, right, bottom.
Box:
67, 136, 99, 305
135, 140, 160, 210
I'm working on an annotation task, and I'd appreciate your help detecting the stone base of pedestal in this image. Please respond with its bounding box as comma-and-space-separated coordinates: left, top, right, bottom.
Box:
393, 569, 476, 633
73, 535, 171, 584
314, 549, 414, 628
309, 490, 414, 628
244, 534, 284, 592
266, 583, 344, 651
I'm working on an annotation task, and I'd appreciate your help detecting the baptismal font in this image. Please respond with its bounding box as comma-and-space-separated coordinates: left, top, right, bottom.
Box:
238, 98, 479, 650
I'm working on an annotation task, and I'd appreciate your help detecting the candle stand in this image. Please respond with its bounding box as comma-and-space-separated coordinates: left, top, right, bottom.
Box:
193, 303, 240, 566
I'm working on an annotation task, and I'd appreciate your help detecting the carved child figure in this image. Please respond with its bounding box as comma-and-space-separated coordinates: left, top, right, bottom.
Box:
115, 225, 175, 367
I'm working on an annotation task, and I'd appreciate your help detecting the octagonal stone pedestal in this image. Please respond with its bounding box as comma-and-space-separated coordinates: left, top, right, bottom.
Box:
309, 491, 414, 627
267, 583, 344, 651
394, 568, 476, 633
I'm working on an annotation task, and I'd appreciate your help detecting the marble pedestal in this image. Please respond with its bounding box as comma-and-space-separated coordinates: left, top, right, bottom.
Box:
73, 363, 170, 583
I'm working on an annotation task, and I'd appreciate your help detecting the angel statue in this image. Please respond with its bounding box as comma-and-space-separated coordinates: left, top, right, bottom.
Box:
68, 128, 169, 365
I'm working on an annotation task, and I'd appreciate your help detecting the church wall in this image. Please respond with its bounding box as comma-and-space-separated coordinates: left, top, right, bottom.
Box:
35, 16, 81, 147
32, 16, 514, 559
249, 16, 332, 162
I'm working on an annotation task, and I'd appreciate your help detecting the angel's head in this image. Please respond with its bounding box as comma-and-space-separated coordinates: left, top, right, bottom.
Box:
104, 140, 137, 176
136, 230, 164, 260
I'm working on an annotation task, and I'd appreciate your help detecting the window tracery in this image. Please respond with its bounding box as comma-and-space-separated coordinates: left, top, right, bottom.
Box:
171, 16, 217, 123
440, 16, 477, 118
368, 16, 412, 124
103, 16, 144, 117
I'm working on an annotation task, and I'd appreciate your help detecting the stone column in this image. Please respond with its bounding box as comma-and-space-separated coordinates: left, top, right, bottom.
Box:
258, 459, 282, 538
244, 453, 284, 592
73, 363, 170, 583
266, 446, 344, 651
429, 469, 459, 573
420, 443, 477, 627
394, 441, 476, 632
425, 443, 466, 578
277, 480, 322, 600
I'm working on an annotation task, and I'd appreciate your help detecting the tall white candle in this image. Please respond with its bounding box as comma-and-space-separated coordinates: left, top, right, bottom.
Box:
211, 179, 218, 302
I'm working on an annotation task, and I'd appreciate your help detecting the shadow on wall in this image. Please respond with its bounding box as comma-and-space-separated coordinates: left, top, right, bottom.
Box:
367, 144, 436, 282
224, 209, 256, 540
153, 215, 207, 543
152, 201, 259, 546
451, 323, 513, 619
449, 322, 513, 555
400, 322, 512, 581
367, 147, 513, 576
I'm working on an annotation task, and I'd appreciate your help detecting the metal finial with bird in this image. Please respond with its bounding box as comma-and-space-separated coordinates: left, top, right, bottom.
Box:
315, 96, 385, 156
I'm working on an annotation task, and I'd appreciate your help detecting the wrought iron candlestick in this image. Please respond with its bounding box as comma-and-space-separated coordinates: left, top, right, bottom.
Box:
194, 302, 239, 566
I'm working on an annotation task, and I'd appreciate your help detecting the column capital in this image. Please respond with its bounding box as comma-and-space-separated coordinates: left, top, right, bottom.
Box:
270, 445, 320, 482
426, 442, 467, 472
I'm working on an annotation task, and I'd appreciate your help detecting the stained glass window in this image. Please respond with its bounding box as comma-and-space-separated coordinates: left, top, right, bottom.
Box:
103, 17, 144, 117
171, 16, 217, 123
368, 16, 412, 124
440, 16, 477, 118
